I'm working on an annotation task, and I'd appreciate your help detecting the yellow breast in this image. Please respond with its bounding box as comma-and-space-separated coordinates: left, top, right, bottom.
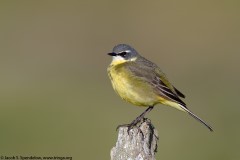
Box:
107, 62, 159, 107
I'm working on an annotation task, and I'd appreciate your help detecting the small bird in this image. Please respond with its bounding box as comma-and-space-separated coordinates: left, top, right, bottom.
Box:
107, 44, 213, 131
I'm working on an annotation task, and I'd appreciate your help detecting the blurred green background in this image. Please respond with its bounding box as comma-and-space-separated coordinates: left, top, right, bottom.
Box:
0, 0, 239, 159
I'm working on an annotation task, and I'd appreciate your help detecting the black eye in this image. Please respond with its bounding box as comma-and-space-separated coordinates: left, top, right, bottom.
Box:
118, 52, 127, 57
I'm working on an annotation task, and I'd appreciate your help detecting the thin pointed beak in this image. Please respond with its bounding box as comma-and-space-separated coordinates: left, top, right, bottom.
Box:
108, 52, 117, 56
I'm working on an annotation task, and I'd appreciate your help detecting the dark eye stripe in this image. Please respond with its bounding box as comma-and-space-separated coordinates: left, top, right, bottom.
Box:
118, 52, 127, 57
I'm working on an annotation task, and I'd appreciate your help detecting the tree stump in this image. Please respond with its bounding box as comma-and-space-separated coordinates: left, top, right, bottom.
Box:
111, 118, 158, 160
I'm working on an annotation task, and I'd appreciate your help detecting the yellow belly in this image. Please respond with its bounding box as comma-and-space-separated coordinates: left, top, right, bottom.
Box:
108, 64, 159, 107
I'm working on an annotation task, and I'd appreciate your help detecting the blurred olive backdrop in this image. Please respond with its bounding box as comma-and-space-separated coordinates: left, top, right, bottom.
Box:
0, 1, 239, 159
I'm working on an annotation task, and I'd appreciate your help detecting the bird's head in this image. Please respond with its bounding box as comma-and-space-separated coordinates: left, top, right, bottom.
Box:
108, 44, 140, 64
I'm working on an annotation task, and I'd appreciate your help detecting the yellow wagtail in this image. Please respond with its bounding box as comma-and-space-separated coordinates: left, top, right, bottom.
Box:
107, 44, 213, 131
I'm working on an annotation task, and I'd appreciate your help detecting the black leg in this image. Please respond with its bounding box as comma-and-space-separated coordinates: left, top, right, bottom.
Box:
117, 106, 154, 132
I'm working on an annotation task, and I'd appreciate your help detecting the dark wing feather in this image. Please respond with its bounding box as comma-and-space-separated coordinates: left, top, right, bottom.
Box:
173, 86, 185, 98
152, 76, 186, 107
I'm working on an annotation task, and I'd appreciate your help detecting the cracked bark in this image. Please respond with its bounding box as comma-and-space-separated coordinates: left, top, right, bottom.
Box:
111, 118, 159, 160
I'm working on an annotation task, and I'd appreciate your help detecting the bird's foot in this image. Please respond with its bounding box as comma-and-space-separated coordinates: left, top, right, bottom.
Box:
116, 117, 146, 136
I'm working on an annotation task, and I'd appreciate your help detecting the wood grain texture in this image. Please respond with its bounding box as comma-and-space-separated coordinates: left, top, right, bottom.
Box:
111, 118, 158, 160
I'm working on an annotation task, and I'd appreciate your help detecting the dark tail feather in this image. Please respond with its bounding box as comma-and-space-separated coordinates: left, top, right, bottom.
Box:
180, 105, 213, 132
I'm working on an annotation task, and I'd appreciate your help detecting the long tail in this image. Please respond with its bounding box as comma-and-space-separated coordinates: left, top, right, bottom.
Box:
180, 105, 213, 132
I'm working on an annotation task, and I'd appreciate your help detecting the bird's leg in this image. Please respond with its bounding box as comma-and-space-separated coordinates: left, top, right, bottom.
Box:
116, 106, 154, 132
128, 106, 154, 129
